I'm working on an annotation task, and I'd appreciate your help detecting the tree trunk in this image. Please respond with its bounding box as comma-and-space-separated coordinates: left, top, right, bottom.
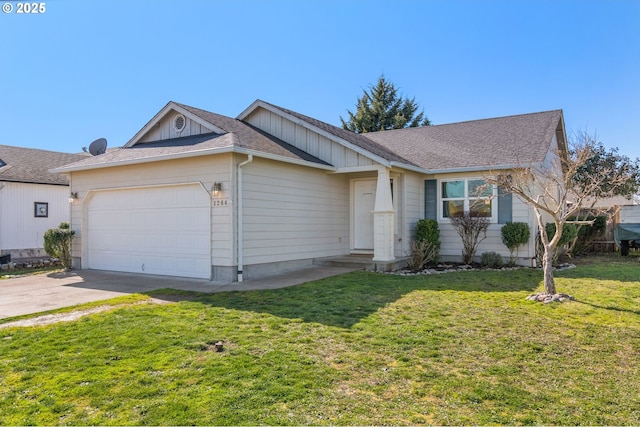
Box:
542, 243, 556, 295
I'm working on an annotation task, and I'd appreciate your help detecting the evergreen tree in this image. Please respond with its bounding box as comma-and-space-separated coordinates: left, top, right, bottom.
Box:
340, 75, 431, 133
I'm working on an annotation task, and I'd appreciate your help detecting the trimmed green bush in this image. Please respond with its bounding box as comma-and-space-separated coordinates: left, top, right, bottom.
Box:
480, 251, 504, 268
43, 222, 75, 269
501, 222, 530, 265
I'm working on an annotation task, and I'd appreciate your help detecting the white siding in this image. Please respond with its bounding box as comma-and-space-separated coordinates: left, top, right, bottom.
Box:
0, 182, 70, 254
69, 154, 233, 267
244, 108, 376, 168
139, 112, 215, 142
241, 157, 350, 264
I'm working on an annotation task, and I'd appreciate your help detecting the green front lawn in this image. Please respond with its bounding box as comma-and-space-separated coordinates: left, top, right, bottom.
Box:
0, 254, 639, 425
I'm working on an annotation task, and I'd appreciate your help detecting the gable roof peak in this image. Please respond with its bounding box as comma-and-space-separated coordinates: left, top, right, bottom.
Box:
364, 108, 566, 172
238, 99, 420, 168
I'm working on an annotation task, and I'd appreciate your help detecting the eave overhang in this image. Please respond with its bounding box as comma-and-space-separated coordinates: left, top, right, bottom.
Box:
50, 146, 337, 174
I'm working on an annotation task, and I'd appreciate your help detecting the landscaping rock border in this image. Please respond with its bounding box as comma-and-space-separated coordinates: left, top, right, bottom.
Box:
0, 257, 62, 272
385, 262, 576, 277
526, 293, 575, 304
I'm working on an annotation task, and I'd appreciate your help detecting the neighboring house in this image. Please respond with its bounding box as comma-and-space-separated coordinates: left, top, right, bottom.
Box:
0, 145, 87, 259
53, 100, 567, 281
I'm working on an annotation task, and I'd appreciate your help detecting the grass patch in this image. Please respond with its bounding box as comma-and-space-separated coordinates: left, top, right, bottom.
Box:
0, 294, 150, 326
0, 254, 639, 425
0, 265, 63, 279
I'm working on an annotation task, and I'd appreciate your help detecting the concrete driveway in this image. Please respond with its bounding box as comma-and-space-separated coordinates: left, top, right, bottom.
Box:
0, 266, 356, 319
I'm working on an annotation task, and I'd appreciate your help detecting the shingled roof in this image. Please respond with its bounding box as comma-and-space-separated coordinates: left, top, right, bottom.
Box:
254, 100, 418, 167
52, 101, 566, 174
364, 110, 565, 172
55, 102, 331, 172
0, 145, 87, 185
175, 103, 331, 165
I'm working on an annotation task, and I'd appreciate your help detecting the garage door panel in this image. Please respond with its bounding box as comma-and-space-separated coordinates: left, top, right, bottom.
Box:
87, 185, 211, 279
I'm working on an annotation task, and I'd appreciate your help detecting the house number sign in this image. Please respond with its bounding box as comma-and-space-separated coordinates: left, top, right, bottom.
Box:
212, 199, 231, 207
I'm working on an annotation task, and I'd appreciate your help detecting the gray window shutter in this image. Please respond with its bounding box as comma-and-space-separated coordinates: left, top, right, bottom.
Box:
497, 186, 512, 224
424, 179, 437, 220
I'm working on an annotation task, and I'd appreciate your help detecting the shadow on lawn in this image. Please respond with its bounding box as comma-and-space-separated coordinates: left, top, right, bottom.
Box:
563, 254, 640, 283
575, 300, 640, 316
172, 270, 542, 329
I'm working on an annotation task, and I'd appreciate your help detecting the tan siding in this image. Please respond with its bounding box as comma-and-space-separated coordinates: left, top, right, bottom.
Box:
511, 194, 535, 261
241, 158, 349, 264
403, 171, 424, 249
69, 154, 233, 266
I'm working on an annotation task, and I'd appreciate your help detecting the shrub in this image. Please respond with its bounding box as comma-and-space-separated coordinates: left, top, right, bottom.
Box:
406, 240, 439, 273
415, 219, 440, 265
545, 222, 579, 247
501, 222, 530, 265
569, 215, 607, 254
43, 222, 75, 269
480, 251, 504, 268
450, 212, 490, 265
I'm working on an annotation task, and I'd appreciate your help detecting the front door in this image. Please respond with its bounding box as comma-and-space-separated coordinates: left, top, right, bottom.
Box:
353, 179, 376, 250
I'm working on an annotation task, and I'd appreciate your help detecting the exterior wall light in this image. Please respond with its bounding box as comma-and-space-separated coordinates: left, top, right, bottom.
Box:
69, 192, 78, 203
212, 182, 222, 196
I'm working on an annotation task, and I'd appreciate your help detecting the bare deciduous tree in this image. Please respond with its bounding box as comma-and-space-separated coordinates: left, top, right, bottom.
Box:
486, 132, 640, 295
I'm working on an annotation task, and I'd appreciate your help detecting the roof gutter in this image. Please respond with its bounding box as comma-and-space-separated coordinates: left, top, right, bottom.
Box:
424, 163, 533, 175
51, 146, 337, 174
388, 161, 429, 174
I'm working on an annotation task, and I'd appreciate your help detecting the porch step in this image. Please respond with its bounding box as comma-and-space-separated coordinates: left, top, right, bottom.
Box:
313, 255, 408, 272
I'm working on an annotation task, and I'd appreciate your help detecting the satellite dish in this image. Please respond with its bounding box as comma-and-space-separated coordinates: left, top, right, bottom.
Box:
88, 138, 107, 156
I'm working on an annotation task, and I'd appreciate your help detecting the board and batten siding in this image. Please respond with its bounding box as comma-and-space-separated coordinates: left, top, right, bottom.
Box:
0, 182, 70, 254
139, 112, 215, 143
68, 154, 233, 267
244, 108, 376, 168
241, 157, 350, 265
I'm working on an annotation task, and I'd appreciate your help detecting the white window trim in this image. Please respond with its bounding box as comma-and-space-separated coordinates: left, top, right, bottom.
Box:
438, 177, 498, 223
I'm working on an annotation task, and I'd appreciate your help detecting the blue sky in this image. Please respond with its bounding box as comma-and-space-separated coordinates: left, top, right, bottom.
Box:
2, 0, 639, 159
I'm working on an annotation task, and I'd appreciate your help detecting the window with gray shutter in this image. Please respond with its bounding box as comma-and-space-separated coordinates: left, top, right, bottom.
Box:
424, 179, 437, 220
497, 186, 513, 224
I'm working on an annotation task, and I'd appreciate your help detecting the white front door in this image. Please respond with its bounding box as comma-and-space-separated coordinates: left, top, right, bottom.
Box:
353, 179, 376, 250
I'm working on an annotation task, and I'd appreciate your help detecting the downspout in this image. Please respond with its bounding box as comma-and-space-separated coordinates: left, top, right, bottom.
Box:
0, 183, 4, 253
236, 154, 253, 282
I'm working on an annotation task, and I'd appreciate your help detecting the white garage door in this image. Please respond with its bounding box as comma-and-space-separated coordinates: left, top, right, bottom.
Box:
87, 184, 211, 279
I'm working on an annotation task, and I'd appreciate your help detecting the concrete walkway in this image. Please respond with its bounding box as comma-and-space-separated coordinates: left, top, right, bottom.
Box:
0, 266, 357, 319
